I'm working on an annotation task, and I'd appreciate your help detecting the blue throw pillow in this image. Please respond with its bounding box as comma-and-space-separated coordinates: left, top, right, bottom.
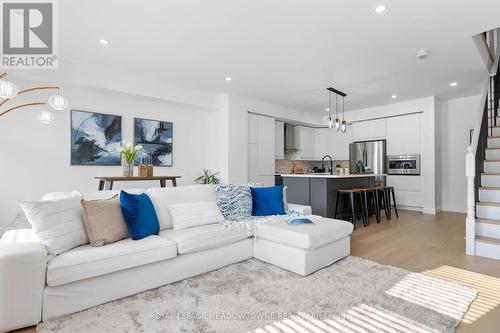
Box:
119, 191, 160, 240
215, 184, 252, 221
251, 185, 286, 216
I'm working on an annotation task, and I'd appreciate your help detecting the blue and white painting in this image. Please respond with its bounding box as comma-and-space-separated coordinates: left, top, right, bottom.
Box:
134, 118, 173, 166
71, 110, 122, 165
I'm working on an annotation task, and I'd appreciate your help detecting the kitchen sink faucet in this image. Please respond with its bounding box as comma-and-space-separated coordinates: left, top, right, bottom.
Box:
322, 155, 334, 175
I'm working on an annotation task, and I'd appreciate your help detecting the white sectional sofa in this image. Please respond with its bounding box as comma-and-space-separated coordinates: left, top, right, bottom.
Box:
0, 185, 353, 332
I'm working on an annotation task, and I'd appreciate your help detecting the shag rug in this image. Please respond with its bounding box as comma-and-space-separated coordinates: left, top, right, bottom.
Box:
37, 257, 476, 333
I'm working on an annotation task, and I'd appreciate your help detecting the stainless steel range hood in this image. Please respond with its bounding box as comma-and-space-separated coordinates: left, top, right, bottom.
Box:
285, 124, 301, 152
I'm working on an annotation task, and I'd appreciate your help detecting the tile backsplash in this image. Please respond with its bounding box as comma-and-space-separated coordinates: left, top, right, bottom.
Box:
275, 152, 349, 174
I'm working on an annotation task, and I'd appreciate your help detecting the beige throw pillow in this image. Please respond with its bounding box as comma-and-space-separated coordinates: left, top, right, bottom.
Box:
81, 195, 129, 247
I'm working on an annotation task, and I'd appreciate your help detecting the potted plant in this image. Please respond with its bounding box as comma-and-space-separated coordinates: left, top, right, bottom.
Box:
194, 169, 221, 184
336, 164, 342, 174
119, 143, 143, 177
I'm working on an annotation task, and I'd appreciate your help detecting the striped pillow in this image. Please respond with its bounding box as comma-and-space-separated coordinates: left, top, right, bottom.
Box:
167, 202, 224, 230
215, 184, 252, 221
19, 195, 89, 255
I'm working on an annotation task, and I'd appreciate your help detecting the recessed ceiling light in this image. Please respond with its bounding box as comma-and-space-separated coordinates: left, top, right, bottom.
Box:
325, 108, 330, 112
391, 95, 397, 99
417, 49, 431, 59
375, 5, 387, 13
225, 76, 232, 82
450, 82, 458, 87
99, 39, 109, 45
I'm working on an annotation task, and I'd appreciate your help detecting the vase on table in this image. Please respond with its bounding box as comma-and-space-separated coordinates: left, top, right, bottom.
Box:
122, 157, 134, 177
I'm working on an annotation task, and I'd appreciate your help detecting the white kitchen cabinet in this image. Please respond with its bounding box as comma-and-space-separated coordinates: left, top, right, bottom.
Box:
248, 113, 259, 144
275, 121, 285, 159
387, 175, 422, 208
297, 126, 315, 160
402, 114, 421, 155
386, 114, 421, 155
339, 125, 353, 160
314, 128, 331, 159
248, 113, 275, 186
314, 127, 350, 161
386, 117, 403, 156
352, 119, 386, 142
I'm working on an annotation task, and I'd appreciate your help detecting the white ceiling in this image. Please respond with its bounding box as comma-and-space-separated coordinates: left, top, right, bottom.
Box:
29, 0, 500, 112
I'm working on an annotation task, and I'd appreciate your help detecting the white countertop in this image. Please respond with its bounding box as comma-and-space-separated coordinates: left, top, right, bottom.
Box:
280, 173, 386, 178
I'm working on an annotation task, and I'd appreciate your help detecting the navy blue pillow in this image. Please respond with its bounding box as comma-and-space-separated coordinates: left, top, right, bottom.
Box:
251, 185, 286, 216
119, 191, 160, 240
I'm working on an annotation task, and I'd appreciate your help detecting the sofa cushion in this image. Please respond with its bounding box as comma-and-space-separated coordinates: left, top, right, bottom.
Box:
80, 195, 129, 247
251, 185, 286, 216
47, 235, 177, 286
147, 185, 217, 230
254, 218, 353, 250
43, 189, 146, 201
167, 202, 224, 230
120, 191, 160, 240
160, 224, 252, 254
19, 195, 89, 255
214, 184, 252, 221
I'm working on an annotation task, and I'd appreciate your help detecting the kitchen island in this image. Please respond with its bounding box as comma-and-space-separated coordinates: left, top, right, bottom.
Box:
282, 173, 386, 218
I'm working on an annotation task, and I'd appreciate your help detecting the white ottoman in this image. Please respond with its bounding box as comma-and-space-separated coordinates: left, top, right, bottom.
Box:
253, 218, 354, 276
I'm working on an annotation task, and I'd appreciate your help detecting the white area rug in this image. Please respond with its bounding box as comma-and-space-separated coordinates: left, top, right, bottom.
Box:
37, 257, 477, 333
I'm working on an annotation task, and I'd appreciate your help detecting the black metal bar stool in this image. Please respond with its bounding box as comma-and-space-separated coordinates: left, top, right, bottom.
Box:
335, 188, 367, 229
374, 185, 391, 221
359, 187, 380, 225
386, 186, 399, 218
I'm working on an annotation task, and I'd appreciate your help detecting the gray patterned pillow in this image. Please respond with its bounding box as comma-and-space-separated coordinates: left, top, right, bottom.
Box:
214, 184, 252, 221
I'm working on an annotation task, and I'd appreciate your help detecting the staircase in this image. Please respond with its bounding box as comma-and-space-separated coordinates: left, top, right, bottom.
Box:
475, 108, 500, 258
466, 28, 500, 259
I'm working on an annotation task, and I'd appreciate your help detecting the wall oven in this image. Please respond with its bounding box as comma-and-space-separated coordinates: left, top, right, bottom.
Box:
387, 155, 420, 175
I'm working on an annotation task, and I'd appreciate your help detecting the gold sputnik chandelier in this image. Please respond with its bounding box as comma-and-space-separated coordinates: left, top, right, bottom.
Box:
0, 72, 69, 124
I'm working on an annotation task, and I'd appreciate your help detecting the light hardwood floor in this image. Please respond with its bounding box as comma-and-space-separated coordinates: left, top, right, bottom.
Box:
13, 210, 500, 333
350, 210, 500, 333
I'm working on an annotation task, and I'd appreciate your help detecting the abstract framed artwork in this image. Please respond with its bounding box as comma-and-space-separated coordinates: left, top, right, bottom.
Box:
71, 110, 122, 166
134, 118, 173, 166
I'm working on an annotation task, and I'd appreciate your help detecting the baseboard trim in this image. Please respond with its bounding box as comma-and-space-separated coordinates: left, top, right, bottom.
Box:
397, 205, 423, 212
422, 207, 437, 215
440, 206, 467, 213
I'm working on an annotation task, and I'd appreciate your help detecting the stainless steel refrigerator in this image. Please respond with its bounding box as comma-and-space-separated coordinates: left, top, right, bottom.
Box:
349, 140, 387, 174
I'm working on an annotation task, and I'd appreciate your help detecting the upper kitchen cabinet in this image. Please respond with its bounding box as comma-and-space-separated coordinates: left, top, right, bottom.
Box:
352, 118, 386, 142
339, 125, 353, 160
314, 127, 351, 161
248, 113, 275, 186
287, 125, 316, 160
386, 113, 421, 155
314, 128, 332, 159
275, 121, 285, 159
296, 126, 315, 160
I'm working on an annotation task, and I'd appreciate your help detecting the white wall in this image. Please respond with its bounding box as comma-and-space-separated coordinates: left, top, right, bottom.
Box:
0, 83, 227, 233
438, 95, 481, 212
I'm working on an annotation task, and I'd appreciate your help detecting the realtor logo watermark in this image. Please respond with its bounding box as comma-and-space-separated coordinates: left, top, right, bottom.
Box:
1, 0, 58, 69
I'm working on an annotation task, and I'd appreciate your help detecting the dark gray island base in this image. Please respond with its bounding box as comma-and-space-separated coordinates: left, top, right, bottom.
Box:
283, 174, 386, 219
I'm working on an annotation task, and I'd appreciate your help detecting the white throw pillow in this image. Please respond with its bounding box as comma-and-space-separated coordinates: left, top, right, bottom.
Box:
167, 201, 224, 230
19, 195, 89, 255
42, 190, 82, 201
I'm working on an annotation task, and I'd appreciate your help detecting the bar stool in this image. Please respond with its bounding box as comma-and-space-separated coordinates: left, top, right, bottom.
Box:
359, 187, 380, 225
373, 185, 390, 221
335, 188, 367, 229
386, 186, 399, 218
